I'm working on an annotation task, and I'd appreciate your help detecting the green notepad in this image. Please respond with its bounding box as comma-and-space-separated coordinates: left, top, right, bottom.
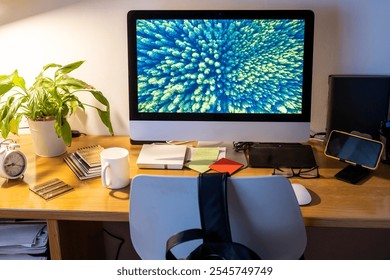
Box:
185, 147, 220, 173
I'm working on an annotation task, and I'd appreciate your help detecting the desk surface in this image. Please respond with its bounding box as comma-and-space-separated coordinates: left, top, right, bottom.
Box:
1, 134, 390, 228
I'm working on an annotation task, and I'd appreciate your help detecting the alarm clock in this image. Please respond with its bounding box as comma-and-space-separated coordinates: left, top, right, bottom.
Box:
0, 142, 27, 179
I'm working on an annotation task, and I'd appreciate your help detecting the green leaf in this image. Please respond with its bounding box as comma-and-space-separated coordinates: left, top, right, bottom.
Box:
34, 63, 61, 86
88, 90, 110, 108
0, 74, 14, 95
2, 96, 15, 118
54, 118, 72, 146
0, 101, 10, 122
68, 99, 84, 115
54, 117, 62, 137
62, 120, 72, 146
0, 96, 24, 138
43, 63, 62, 72
12, 71, 27, 91
80, 89, 114, 134
9, 114, 23, 135
1, 122, 10, 139
55, 61, 84, 79
57, 77, 88, 90
0, 71, 27, 95
0, 74, 11, 83
0, 98, 14, 138
33, 76, 54, 89
61, 104, 69, 117
96, 108, 114, 135
0, 84, 13, 95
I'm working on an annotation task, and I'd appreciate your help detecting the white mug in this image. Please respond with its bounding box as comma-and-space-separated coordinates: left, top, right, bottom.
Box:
100, 147, 130, 189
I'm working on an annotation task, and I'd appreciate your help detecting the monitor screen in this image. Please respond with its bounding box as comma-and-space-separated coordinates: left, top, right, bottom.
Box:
128, 10, 314, 143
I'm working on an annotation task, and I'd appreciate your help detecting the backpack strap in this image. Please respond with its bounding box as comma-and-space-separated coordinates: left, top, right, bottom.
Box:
165, 172, 231, 259
166, 172, 261, 260
198, 172, 232, 243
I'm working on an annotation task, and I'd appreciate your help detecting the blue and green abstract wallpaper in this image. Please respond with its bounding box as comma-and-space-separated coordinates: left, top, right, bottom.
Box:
136, 19, 305, 114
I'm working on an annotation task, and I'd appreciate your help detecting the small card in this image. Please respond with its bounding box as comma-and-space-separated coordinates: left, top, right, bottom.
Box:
209, 157, 244, 175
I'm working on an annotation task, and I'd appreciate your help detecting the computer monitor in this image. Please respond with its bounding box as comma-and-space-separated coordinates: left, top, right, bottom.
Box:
127, 10, 314, 144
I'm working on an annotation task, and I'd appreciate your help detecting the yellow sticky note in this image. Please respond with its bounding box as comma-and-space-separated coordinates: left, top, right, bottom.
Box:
185, 147, 220, 173
192, 147, 220, 161
185, 160, 214, 173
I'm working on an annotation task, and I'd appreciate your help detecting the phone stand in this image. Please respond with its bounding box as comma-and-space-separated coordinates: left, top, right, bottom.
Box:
335, 164, 371, 184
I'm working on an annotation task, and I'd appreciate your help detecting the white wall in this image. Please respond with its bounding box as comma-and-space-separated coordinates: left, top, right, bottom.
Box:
1, 0, 389, 136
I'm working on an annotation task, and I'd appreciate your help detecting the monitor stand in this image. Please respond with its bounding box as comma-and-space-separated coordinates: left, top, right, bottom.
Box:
197, 141, 248, 168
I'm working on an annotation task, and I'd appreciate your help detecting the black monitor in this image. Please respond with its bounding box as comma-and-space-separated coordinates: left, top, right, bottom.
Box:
127, 10, 315, 144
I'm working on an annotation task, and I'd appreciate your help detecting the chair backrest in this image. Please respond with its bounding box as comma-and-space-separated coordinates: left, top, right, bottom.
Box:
129, 174, 306, 260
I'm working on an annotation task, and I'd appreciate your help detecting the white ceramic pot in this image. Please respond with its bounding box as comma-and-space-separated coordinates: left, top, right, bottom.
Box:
28, 119, 67, 157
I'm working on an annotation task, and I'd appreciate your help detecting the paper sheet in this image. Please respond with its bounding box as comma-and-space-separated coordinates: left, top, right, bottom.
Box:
209, 157, 244, 175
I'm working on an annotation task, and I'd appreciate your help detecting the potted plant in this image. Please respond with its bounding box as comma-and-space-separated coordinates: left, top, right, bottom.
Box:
0, 60, 114, 156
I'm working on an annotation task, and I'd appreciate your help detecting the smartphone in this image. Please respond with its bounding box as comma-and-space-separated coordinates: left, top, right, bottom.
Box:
325, 130, 384, 184
325, 130, 384, 170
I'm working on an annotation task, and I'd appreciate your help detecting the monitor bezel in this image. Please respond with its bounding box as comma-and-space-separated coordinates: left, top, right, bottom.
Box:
127, 9, 314, 124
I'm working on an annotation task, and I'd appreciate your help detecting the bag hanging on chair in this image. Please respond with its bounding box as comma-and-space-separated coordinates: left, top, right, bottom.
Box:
165, 172, 261, 260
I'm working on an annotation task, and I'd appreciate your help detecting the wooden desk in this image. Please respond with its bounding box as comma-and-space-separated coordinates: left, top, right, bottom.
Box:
1, 135, 390, 259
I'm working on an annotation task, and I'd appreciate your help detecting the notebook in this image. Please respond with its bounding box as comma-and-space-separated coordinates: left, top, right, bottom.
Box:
136, 144, 188, 169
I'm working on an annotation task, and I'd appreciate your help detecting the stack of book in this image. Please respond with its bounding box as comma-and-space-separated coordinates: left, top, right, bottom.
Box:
64, 144, 104, 180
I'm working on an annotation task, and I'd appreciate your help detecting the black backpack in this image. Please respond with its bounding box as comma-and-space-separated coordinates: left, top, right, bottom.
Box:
165, 172, 261, 260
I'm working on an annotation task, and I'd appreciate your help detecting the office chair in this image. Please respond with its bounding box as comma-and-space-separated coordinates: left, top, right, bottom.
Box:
129, 174, 307, 260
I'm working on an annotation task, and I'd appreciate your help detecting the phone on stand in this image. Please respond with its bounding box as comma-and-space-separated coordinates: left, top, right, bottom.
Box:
324, 130, 384, 184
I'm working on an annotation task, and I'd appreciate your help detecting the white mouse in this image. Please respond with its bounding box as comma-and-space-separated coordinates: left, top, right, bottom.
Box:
291, 183, 312, 206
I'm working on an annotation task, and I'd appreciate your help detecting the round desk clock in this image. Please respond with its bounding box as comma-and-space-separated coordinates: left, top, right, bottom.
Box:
0, 141, 27, 179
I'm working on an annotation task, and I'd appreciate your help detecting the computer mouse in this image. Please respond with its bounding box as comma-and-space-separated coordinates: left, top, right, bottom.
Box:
291, 183, 312, 206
